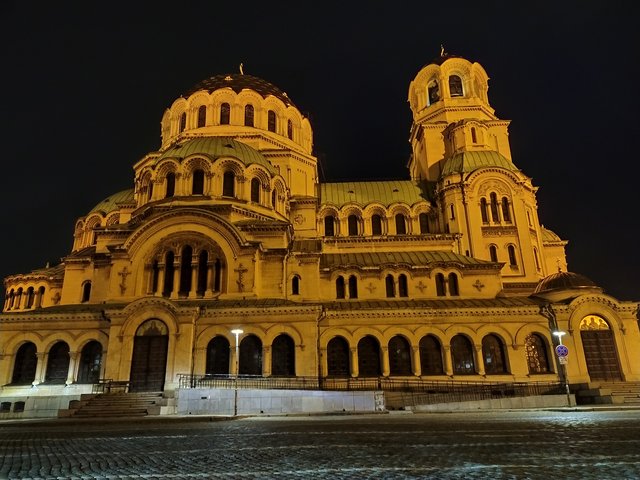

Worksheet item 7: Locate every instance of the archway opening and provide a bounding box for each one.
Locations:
[130,319,169,392]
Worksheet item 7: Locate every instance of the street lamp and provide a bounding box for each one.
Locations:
[231,328,243,416]
[553,330,572,407]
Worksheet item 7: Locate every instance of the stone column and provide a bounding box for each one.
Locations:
[171,262,180,299]
[475,345,486,376]
[381,346,390,377]
[204,263,213,298]
[145,266,154,295]
[350,347,359,377]
[66,351,79,385]
[156,264,165,297]
[411,346,422,376]
[263,346,271,377]
[443,346,453,376]
[189,260,198,298]
[33,352,47,386]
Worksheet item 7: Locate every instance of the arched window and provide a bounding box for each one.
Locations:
[395,214,407,234]
[250,178,260,203]
[267,110,276,132]
[385,274,395,298]
[206,336,230,375]
[451,335,475,374]
[192,169,204,195]
[508,245,518,266]
[525,333,550,374]
[357,336,381,377]
[336,276,345,299]
[327,336,350,377]
[371,214,383,235]
[427,79,440,105]
[222,171,235,197]
[239,334,262,376]
[271,190,277,208]
[480,198,489,223]
[490,193,500,223]
[25,287,34,308]
[291,275,300,295]
[324,215,335,236]
[449,75,463,97]
[244,104,254,127]
[448,273,459,296]
[197,105,206,128]
[287,119,293,140]
[271,334,295,376]
[533,247,541,270]
[35,286,45,308]
[398,274,408,297]
[45,341,70,384]
[348,215,359,236]
[482,334,507,374]
[179,245,193,296]
[489,245,498,263]
[179,112,186,132]
[197,251,208,296]
[419,213,429,234]
[419,335,444,375]
[81,281,91,303]
[389,336,412,376]
[435,273,446,297]
[348,275,358,299]
[147,181,153,200]
[220,103,230,125]
[449,204,455,220]
[501,197,511,223]
[163,251,174,297]
[77,341,102,383]
[12,342,37,385]
[471,127,477,143]
[165,172,175,198]
[7,289,15,309]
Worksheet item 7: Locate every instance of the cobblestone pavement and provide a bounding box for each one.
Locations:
[1,410,640,479]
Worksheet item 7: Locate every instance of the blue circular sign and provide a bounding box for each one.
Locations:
[555,345,569,357]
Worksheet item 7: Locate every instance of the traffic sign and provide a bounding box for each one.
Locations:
[558,356,568,365]
[555,345,569,357]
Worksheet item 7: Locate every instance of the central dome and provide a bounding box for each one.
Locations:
[184,74,295,108]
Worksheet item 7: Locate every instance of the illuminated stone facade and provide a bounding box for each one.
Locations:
[2,55,639,417]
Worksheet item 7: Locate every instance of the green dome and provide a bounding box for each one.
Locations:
[88,189,135,215]
[156,137,277,175]
[440,150,518,178]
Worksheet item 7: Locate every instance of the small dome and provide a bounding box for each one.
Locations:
[184,74,295,108]
[533,271,600,295]
[541,227,563,243]
[88,189,135,215]
[440,150,518,178]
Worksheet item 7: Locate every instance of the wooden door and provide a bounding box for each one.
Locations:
[130,335,168,392]
[581,330,622,381]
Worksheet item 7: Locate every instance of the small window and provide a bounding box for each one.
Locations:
[398,274,408,298]
[165,172,175,198]
[371,214,383,235]
[0,402,10,412]
[324,216,335,236]
[501,197,511,223]
[291,275,300,295]
[81,281,92,303]
[192,169,204,195]
[419,213,429,234]
[448,273,459,296]
[449,204,455,220]
[267,110,277,132]
[427,79,440,105]
[244,104,254,127]
[348,275,358,299]
[222,171,234,197]
[534,247,541,271]
[13,401,25,413]
[336,276,345,299]
[179,112,186,133]
[490,193,500,223]
[471,127,477,143]
[220,103,230,125]
[508,245,518,267]
[435,273,446,297]
[395,214,407,235]
[197,105,206,128]
[449,75,463,97]
[385,275,395,298]
[489,245,498,263]
[287,119,293,140]
[480,198,489,224]
[527,211,533,226]
[348,215,359,236]
[250,178,260,203]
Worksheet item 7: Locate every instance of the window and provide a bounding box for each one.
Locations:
[25,287,34,308]
[385,274,395,298]
[395,214,406,234]
[533,247,541,271]
[490,193,500,222]
[244,104,254,127]
[267,110,276,132]
[348,215,359,236]
[45,341,70,384]
[448,273,459,296]
[272,334,295,376]
[222,171,234,197]
[419,335,444,375]
[287,119,293,139]
[147,181,153,200]
[371,214,383,235]
[192,169,204,195]
[197,251,208,296]
[427,79,440,105]
[163,251,174,297]
[471,126,477,143]
[348,275,358,299]
[525,333,550,374]
[482,334,507,374]
[336,276,345,299]
[179,245,192,296]
[206,337,230,375]
[197,105,206,128]
[449,75,463,97]
[449,204,455,220]
[179,112,186,133]
[77,341,102,383]
[419,213,429,234]
[398,274,408,297]
[220,103,230,124]
[291,275,300,295]
[508,245,518,267]
[451,335,475,374]
[388,336,412,375]
[324,215,335,236]
[239,335,262,376]
[250,178,260,203]
[435,273,446,297]
[165,172,175,198]
[327,337,350,377]
[357,336,381,376]
[501,197,511,223]
[81,281,91,303]
[480,198,489,223]
[12,342,37,385]
[489,245,498,263]
[527,210,533,226]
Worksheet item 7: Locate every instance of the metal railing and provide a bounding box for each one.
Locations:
[92,379,130,394]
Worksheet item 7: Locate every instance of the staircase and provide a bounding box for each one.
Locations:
[59,392,171,418]
[574,381,640,405]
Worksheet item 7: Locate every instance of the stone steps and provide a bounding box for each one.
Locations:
[59,392,166,418]
[575,382,640,405]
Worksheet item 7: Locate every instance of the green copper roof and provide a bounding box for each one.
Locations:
[157,137,277,174]
[320,180,426,208]
[88,189,135,215]
[320,251,495,270]
[440,150,518,178]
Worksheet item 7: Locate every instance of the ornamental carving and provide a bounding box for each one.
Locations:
[477,180,510,197]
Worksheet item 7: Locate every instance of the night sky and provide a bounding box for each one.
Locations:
[2,2,639,302]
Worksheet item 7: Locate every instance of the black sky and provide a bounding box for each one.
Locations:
[1,1,639,301]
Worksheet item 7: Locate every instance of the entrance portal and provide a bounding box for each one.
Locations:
[579,315,622,381]
[130,319,169,392]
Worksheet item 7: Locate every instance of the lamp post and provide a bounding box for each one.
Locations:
[553,330,572,407]
[231,328,243,416]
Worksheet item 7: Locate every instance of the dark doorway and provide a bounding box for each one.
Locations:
[12,342,37,385]
[77,341,103,383]
[388,336,412,375]
[130,319,169,392]
[327,336,350,377]
[239,335,262,376]
[357,336,381,377]
[205,336,230,375]
[45,342,70,384]
[271,334,295,376]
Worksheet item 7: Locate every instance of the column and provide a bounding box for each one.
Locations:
[443,346,453,376]
[33,353,47,386]
[381,346,390,377]
[411,346,422,376]
[204,263,213,298]
[171,262,180,299]
[145,266,154,295]
[66,351,79,385]
[475,345,486,376]
[230,347,237,376]
[189,260,198,298]
[262,346,271,377]
[156,263,165,297]
[350,347,359,377]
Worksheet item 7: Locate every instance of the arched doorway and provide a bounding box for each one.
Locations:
[357,336,381,377]
[451,335,475,375]
[271,334,295,376]
[419,335,443,375]
[327,336,350,377]
[388,336,412,375]
[77,341,103,383]
[12,342,37,385]
[130,319,169,392]
[239,335,262,376]
[580,315,622,381]
[45,341,70,384]
[205,336,230,376]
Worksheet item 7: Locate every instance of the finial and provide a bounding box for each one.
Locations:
[440,44,446,56]
[239,63,244,75]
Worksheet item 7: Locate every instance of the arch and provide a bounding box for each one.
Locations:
[327,336,350,377]
[239,334,262,375]
[81,281,92,303]
[388,335,412,376]
[11,342,37,385]
[579,314,622,381]
[206,336,230,375]
[271,334,295,376]
[482,334,507,374]
[357,336,381,377]
[451,334,475,374]
[45,341,70,384]
[525,333,551,374]
[77,340,103,383]
[419,335,444,375]
[130,319,169,392]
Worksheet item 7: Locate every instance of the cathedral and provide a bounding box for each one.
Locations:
[2,53,639,417]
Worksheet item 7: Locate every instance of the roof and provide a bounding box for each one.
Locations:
[440,150,518,178]
[184,74,296,108]
[541,227,563,243]
[533,271,600,295]
[157,137,277,174]
[320,251,495,270]
[320,180,427,208]
[88,189,135,215]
